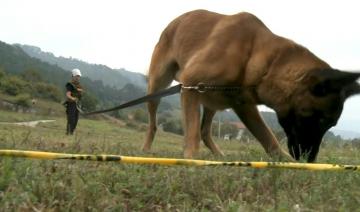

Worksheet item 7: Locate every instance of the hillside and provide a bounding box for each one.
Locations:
[332,128,360,140]
[0,41,153,110]
[18,44,147,89]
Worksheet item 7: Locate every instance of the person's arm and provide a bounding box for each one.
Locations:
[66,91,77,102]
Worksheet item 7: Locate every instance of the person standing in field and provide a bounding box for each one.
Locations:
[65,68,83,135]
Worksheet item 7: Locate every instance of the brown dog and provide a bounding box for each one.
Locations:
[143,10,360,162]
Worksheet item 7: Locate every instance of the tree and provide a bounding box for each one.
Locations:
[21,68,43,83]
[221,122,239,138]
[1,75,27,96]
[0,67,5,80]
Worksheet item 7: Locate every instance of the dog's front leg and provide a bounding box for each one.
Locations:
[181,90,201,158]
[233,104,293,161]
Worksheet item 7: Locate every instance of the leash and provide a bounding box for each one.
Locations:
[81,84,182,115]
[0,149,359,171]
[80,83,245,116]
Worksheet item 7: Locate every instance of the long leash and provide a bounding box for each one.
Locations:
[81,84,182,116]
[0,149,359,171]
[79,83,247,116]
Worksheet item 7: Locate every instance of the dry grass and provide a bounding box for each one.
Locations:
[1,110,360,211]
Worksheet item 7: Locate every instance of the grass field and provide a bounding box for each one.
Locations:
[1,110,360,211]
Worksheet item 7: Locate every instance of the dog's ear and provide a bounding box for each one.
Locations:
[309,69,360,97]
[344,82,360,98]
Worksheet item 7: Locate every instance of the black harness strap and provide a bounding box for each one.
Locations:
[182,83,245,93]
[81,84,182,116]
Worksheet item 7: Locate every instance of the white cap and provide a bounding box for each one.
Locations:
[72,68,82,77]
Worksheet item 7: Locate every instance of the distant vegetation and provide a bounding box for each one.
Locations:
[0,68,61,105]
[0,41,176,113]
[0,41,116,107]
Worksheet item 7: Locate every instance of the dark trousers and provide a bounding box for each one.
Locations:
[66,101,79,135]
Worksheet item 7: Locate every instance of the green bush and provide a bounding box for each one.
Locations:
[221,122,239,137]
[112,110,128,120]
[1,75,27,96]
[33,82,62,102]
[81,92,99,112]
[20,68,43,82]
[0,67,5,80]
[14,93,31,107]
[133,109,148,123]
[162,119,183,135]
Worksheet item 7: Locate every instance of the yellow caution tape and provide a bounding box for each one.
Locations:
[0,149,359,171]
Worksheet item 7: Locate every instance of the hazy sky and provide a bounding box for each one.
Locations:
[1,0,359,132]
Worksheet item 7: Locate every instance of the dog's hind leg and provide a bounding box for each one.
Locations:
[201,107,224,156]
[143,97,160,152]
[143,46,178,152]
[233,104,293,161]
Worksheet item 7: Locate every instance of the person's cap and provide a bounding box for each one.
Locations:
[72,68,82,77]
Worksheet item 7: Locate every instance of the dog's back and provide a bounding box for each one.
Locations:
[152,10,328,90]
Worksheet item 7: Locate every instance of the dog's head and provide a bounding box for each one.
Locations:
[277,69,360,162]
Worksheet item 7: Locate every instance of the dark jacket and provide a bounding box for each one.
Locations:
[66,81,82,100]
